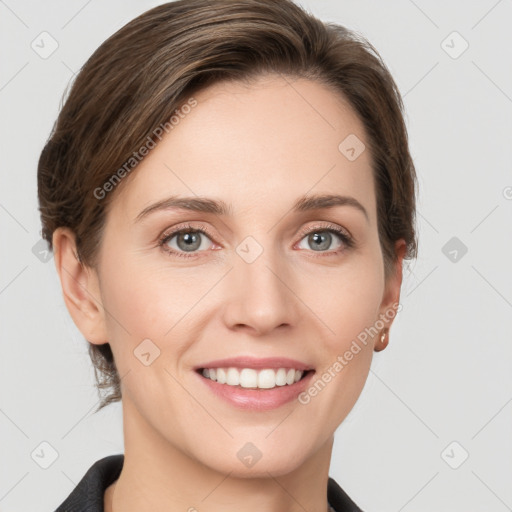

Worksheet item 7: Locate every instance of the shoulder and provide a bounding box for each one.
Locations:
[327,476,365,512]
[54,454,124,512]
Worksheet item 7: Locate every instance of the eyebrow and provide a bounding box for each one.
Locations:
[135,193,369,223]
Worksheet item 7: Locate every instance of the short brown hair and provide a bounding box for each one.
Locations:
[37,0,418,411]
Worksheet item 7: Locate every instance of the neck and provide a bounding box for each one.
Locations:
[106,398,335,512]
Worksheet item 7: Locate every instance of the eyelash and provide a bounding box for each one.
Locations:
[157,222,355,259]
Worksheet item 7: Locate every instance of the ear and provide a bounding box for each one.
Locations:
[374,239,407,352]
[52,227,108,346]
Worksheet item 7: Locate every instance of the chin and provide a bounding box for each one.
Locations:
[207,454,309,479]
[192,434,318,478]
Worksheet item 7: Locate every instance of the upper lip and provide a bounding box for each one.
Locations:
[195,356,314,371]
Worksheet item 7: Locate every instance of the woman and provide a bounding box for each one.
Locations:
[38,0,417,510]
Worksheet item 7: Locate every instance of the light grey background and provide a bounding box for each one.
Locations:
[1,1,511,511]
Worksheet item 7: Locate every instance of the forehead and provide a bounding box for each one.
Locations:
[111,74,376,223]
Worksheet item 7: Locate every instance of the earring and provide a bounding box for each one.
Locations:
[375,328,388,352]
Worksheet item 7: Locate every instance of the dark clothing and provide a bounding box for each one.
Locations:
[55,454,363,511]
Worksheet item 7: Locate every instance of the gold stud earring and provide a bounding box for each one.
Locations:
[375,328,389,352]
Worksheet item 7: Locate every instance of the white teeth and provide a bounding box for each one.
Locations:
[226,367,240,386]
[201,367,306,389]
[258,369,276,389]
[275,368,287,386]
[240,368,258,388]
[216,368,226,384]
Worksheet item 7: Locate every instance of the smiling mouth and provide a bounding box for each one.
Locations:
[196,367,314,390]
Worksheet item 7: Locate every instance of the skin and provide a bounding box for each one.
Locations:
[53,74,406,512]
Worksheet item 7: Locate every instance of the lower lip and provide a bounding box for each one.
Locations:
[196,370,315,411]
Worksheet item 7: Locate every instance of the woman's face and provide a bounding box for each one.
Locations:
[86,74,404,476]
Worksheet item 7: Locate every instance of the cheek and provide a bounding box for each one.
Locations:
[99,247,188,329]
[297,265,382,432]
[97,255,211,370]
[95,259,194,414]
[308,252,384,349]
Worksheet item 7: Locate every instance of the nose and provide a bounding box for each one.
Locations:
[221,246,301,336]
